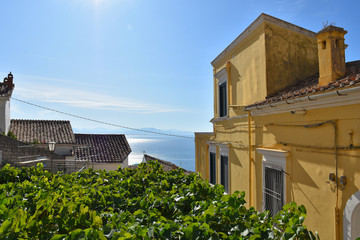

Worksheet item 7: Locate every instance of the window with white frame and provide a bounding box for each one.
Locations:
[215,68,228,118]
[209,145,216,185]
[257,148,288,216]
[219,145,229,193]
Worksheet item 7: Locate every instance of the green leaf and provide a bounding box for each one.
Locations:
[249,234,261,240]
[50,234,67,240]
[0,219,12,234]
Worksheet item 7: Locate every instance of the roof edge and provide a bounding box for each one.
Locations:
[11,119,71,122]
[211,13,316,67]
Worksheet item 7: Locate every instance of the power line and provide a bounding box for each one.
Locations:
[12,97,195,140]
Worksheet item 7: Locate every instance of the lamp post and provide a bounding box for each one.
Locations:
[48,142,56,172]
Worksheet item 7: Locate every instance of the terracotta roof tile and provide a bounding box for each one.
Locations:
[128,154,193,174]
[74,134,131,163]
[10,119,75,144]
[247,61,360,108]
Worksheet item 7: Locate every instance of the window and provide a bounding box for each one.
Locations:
[215,68,228,118]
[209,151,216,185]
[209,144,216,185]
[322,40,326,49]
[263,166,284,216]
[220,155,229,192]
[257,148,288,216]
[219,82,227,117]
[219,145,229,193]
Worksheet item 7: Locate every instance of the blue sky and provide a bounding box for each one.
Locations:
[1,0,359,133]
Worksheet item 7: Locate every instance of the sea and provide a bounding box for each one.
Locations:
[126,134,195,172]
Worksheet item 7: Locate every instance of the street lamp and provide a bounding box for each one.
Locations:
[48,142,56,172]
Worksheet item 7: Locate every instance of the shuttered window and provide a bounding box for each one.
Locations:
[219,82,227,117]
[209,152,216,185]
[220,155,229,193]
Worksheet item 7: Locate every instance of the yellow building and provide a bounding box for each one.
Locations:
[195,13,360,240]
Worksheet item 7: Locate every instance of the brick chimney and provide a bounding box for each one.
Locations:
[316,26,347,86]
[3,72,14,90]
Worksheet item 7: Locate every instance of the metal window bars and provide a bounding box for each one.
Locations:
[263,166,284,216]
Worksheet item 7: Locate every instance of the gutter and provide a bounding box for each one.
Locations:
[244,85,360,111]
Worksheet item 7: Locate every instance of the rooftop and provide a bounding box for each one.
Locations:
[246,61,360,108]
[74,134,131,163]
[128,154,193,174]
[10,119,75,144]
[212,13,316,67]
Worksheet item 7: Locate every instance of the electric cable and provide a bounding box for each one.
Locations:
[12,97,195,140]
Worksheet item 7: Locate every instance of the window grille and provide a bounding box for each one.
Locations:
[263,166,284,216]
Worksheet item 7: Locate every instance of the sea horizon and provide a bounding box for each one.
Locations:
[127,134,195,172]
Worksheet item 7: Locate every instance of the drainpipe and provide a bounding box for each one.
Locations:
[248,111,253,207]
[331,120,340,240]
[245,85,360,112]
[226,61,231,116]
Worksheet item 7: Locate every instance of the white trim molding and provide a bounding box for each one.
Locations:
[214,67,227,80]
[257,148,289,170]
[257,148,289,213]
[246,85,360,117]
[343,190,360,240]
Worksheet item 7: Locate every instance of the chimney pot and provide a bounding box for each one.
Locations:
[4,72,14,90]
[316,26,347,86]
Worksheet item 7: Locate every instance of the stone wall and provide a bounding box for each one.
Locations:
[0,134,65,166]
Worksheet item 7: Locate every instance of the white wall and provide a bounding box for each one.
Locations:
[0,98,10,134]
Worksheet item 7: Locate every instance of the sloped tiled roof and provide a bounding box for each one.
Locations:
[74,134,131,163]
[10,119,75,144]
[128,154,193,174]
[246,61,360,108]
[144,154,180,172]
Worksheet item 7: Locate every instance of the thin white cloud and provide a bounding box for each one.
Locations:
[14,82,181,114]
[13,73,104,88]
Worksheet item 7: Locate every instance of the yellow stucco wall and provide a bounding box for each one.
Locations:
[212,22,267,118]
[251,103,360,240]
[195,133,213,179]
[264,22,319,96]
[197,103,360,239]
[196,13,359,239]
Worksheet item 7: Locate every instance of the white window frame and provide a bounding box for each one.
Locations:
[343,190,360,240]
[208,144,216,185]
[257,148,288,215]
[219,144,229,193]
[215,68,228,118]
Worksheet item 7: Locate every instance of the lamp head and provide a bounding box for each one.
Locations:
[48,142,56,152]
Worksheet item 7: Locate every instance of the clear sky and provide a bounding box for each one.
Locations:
[1,0,359,134]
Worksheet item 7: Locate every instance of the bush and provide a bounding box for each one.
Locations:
[0,162,319,239]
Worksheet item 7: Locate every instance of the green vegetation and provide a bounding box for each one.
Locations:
[0,162,319,239]
[2,131,17,140]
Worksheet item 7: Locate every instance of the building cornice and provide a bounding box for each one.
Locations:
[211,13,316,67]
[246,86,360,116]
